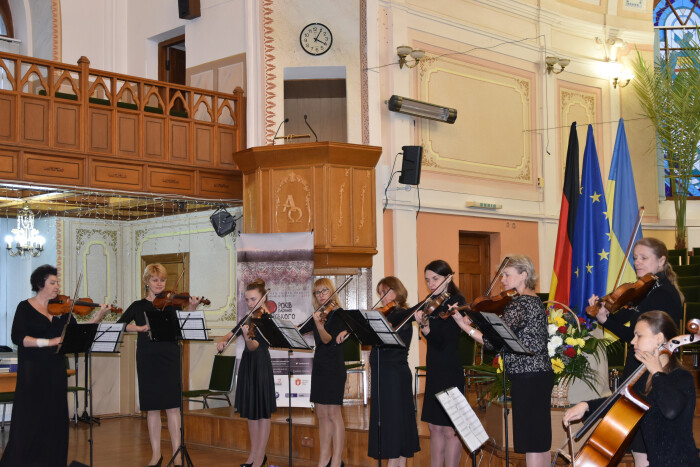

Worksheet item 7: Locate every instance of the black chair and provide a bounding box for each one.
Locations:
[65,356,85,424]
[606,343,626,391]
[0,392,13,431]
[183,355,236,408]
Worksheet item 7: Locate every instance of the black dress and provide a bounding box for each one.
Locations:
[234,322,277,420]
[585,367,700,466]
[420,294,467,426]
[483,295,554,453]
[310,308,347,405]
[117,299,181,411]
[368,307,420,459]
[600,272,682,453]
[0,300,73,467]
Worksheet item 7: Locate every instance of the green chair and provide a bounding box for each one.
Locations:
[606,342,626,391]
[694,247,700,258]
[0,392,13,431]
[343,334,367,406]
[536,292,550,302]
[680,285,700,302]
[183,355,236,408]
[690,255,700,265]
[669,248,688,266]
[413,364,426,412]
[673,264,700,277]
[677,276,700,288]
[683,302,700,368]
[66,355,85,424]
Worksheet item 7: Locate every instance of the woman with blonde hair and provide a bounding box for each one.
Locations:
[310,277,348,467]
[117,263,203,467]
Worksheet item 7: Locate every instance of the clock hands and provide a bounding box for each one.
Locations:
[314,38,328,46]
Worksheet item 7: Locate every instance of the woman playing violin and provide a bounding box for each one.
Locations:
[564,311,699,467]
[0,265,110,467]
[310,278,348,467]
[414,260,466,467]
[588,238,682,465]
[117,263,203,467]
[452,255,553,467]
[216,279,275,467]
[367,276,420,466]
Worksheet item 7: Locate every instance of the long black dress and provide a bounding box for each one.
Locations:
[600,271,682,453]
[585,367,700,466]
[420,294,467,426]
[117,299,181,411]
[310,308,347,405]
[234,324,277,420]
[0,300,74,467]
[368,307,420,460]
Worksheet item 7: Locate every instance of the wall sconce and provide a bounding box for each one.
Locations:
[397,45,425,69]
[608,60,633,88]
[545,56,570,74]
[612,76,632,88]
[388,95,457,123]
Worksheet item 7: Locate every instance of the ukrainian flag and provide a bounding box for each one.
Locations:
[605,119,642,291]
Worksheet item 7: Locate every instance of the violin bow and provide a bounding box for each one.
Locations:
[371,287,393,310]
[485,257,511,296]
[218,289,270,354]
[69,272,83,316]
[613,207,645,291]
[394,273,454,332]
[298,276,355,331]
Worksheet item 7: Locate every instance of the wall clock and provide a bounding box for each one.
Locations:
[300,23,333,56]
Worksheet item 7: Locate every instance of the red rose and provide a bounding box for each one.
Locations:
[564,347,576,358]
[558,326,568,334]
[492,356,500,366]
[578,317,586,323]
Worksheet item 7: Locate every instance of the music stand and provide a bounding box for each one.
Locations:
[436,386,489,454]
[468,311,532,466]
[145,308,210,467]
[250,314,312,467]
[336,309,405,467]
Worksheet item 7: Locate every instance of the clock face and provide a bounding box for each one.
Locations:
[300,23,333,56]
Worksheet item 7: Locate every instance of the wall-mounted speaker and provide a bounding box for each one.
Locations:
[178,0,201,19]
[210,208,237,237]
[398,145,423,185]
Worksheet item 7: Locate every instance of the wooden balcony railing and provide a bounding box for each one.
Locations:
[0,53,245,200]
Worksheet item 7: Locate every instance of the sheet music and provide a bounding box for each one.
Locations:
[360,310,405,347]
[177,311,209,341]
[436,387,489,453]
[481,312,533,355]
[91,323,125,353]
[271,317,312,350]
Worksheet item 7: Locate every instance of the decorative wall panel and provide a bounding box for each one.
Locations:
[558,84,602,186]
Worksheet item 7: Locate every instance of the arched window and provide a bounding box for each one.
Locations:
[654,0,700,197]
[0,0,13,37]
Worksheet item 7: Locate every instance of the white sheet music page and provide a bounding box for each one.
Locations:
[360,310,404,346]
[177,311,208,341]
[91,323,124,353]
[436,387,489,452]
[271,317,310,349]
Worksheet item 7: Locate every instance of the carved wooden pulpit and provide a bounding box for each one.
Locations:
[232,142,382,270]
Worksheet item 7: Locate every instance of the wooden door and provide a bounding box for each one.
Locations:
[458,233,490,302]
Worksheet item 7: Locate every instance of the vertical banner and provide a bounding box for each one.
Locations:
[236,232,315,407]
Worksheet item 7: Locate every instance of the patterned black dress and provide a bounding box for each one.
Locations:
[482,294,553,453]
[421,294,467,426]
[310,309,347,405]
[368,307,420,459]
[0,301,74,467]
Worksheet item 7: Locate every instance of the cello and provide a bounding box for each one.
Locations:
[564,318,700,467]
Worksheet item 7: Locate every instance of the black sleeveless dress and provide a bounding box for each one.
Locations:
[310,308,347,405]
[234,326,277,420]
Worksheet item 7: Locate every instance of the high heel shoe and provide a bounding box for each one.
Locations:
[262,454,268,467]
[147,456,162,467]
[325,459,332,467]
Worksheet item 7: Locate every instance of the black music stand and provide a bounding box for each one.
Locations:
[468,311,532,466]
[145,308,210,467]
[250,313,313,467]
[336,309,405,467]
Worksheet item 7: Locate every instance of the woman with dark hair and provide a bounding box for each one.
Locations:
[310,277,348,467]
[587,237,683,465]
[564,311,699,466]
[117,263,203,467]
[367,276,420,466]
[414,260,466,467]
[452,255,553,467]
[0,265,110,467]
[217,278,276,467]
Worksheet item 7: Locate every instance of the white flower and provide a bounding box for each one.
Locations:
[548,324,558,336]
[547,342,557,357]
[550,335,563,348]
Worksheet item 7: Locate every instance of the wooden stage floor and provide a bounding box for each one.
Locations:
[1,391,699,466]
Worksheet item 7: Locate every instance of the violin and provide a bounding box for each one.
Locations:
[424,290,452,320]
[375,300,397,317]
[585,273,656,317]
[566,318,700,466]
[393,273,454,332]
[152,291,211,310]
[452,257,518,317]
[218,289,270,354]
[246,306,270,339]
[48,295,122,316]
[317,301,337,324]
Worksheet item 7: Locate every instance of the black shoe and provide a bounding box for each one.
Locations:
[262,455,268,467]
[147,456,162,467]
[240,464,252,467]
[325,459,332,467]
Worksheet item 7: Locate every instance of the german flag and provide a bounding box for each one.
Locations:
[549,122,580,305]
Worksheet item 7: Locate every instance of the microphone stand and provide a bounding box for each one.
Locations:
[272,118,289,145]
[304,114,318,142]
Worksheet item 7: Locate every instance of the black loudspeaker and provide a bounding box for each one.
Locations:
[398,145,423,185]
[178,0,201,19]
[210,207,237,237]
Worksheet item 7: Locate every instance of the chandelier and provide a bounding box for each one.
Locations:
[4,205,45,257]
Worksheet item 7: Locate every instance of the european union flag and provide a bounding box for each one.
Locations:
[570,125,611,317]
